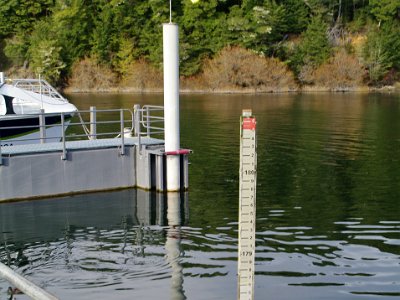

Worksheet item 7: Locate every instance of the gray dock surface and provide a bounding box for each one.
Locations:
[1,137,164,155]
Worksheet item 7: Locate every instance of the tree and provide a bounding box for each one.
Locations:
[362,20,400,83]
[290,17,331,78]
[90,5,118,64]
[3,34,30,66]
[51,0,94,68]
[369,0,400,24]
[0,0,53,37]
[227,2,276,55]
[180,0,229,75]
[279,0,310,33]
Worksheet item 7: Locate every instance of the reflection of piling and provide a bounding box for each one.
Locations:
[165,193,186,300]
[163,23,181,192]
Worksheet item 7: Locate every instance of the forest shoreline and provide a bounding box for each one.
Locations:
[64,85,399,95]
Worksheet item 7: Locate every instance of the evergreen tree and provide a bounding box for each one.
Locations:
[27,20,66,83]
[227,0,289,55]
[90,4,118,64]
[51,0,94,68]
[290,17,331,76]
[370,0,400,24]
[180,0,229,75]
[0,0,53,37]
[279,0,310,33]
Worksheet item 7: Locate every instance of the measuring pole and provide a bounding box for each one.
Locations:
[238,109,257,300]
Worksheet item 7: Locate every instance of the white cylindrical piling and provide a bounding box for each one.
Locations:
[163,23,180,191]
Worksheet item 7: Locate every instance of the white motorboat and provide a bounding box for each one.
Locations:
[0,72,77,146]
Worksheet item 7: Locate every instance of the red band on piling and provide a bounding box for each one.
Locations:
[165,149,192,155]
[243,118,256,130]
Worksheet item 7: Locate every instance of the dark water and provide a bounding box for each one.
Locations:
[1,93,399,299]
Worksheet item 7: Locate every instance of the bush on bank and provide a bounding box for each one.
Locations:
[65,46,299,93]
[65,46,373,93]
[303,49,366,91]
[68,57,117,92]
[201,46,297,92]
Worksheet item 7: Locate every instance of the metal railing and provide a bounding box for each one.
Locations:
[11,78,67,103]
[134,105,164,137]
[0,105,164,161]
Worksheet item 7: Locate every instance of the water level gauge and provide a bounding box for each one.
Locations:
[238,109,257,300]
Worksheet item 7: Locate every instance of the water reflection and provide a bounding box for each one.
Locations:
[166,193,186,300]
[1,93,400,299]
[0,189,189,299]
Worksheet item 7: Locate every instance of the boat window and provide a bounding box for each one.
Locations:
[12,98,41,114]
[0,95,6,115]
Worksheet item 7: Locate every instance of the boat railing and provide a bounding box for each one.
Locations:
[0,105,164,163]
[10,79,68,102]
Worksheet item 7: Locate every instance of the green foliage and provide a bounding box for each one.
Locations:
[26,21,66,83]
[51,0,94,67]
[362,21,400,83]
[31,41,66,84]
[369,0,400,23]
[227,3,274,54]
[113,38,137,77]
[131,0,170,68]
[90,6,117,64]
[290,17,331,77]
[180,0,229,75]
[3,34,29,66]
[0,0,53,36]
[0,0,397,87]
[279,0,309,33]
[227,0,309,56]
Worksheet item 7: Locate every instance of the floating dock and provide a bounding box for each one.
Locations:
[0,106,190,202]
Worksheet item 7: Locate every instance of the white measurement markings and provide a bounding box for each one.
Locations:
[238,111,257,300]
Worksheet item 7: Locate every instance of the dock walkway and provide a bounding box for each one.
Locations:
[1,137,163,155]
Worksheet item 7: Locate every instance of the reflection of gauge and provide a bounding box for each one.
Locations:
[238,110,257,300]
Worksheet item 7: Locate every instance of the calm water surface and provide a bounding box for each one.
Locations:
[1,93,399,299]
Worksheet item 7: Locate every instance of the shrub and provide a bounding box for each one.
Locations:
[201,46,297,92]
[120,59,162,91]
[310,49,365,91]
[68,57,117,92]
